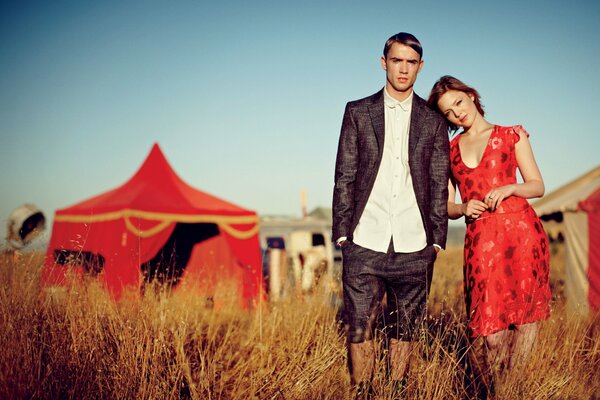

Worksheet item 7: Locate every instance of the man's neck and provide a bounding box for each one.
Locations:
[385,84,414,102]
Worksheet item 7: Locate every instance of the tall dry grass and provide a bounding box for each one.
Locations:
[0,245,598,399]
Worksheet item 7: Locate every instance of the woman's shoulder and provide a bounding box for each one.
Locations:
[495,124,528,135]
[494,125,530,148]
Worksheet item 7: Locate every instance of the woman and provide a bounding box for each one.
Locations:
[427,76,551,374]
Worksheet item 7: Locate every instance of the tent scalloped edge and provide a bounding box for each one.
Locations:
[55,209,259,240]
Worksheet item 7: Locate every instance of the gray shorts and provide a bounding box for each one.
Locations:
[341,241,436,343]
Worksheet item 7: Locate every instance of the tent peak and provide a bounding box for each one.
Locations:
[131,143,168,172]
[148,142,165,158]
[150,142,161,151]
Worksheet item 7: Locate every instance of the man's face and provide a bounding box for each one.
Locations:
[381,43,423,101]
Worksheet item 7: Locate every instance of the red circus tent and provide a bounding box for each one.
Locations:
[532,165,600,314]
[41,143,264,307]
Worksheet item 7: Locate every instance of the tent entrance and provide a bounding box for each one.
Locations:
[141,222,220,287]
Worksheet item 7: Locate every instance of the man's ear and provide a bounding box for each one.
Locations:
[418,59,424,73]
[380,56,387,71]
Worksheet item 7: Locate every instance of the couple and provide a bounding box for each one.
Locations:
[333,32,551,395]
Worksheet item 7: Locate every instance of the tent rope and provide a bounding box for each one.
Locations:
[55,209,259,239]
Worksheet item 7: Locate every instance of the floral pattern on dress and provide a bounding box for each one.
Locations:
[450,125,551,337]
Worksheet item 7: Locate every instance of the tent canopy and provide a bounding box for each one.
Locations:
[43,144,263,306]
[56,143,259,236]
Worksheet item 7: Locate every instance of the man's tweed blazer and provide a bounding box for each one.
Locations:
[333,89,450,248]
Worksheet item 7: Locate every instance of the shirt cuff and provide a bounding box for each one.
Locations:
[433,244,442,250]
[336,236,348,246]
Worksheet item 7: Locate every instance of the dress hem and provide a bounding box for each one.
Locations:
[468,309,551,338]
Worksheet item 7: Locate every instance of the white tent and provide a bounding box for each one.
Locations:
[532,166,600,313]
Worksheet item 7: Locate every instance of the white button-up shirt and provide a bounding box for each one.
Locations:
[352,88,427,253]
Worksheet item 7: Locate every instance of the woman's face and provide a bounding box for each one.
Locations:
[437,90,479,129]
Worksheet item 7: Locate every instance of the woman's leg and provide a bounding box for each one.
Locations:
[509,322,538,370]
[485,329,511,374]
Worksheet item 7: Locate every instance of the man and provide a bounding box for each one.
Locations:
[333,32,449,393]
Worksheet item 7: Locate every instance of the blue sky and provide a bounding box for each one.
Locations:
[1,0,599,240]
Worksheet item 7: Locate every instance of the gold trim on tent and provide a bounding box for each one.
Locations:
[123,217,172,238]
[55,209,259,240]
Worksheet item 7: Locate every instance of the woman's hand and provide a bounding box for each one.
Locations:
[462,199,489,220]
[484,185,516,211]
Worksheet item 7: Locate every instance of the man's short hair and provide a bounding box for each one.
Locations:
[383,32,423,59]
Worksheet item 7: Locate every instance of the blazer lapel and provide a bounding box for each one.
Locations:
[409,95,423,154]
[368,90,385,159]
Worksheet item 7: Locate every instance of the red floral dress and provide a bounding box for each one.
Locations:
[450,125,551,337]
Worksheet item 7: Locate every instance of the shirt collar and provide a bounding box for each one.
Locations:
[383,87,413,111]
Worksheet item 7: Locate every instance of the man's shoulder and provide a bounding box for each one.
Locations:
[346,89,383,108]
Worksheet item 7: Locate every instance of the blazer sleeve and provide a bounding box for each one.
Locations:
[332,103,359,240]
[429,117,450,248]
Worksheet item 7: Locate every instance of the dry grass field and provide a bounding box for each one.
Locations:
[1,244,599,399]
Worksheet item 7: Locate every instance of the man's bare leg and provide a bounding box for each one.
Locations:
[349,341,376,386]
[388,338,412,381]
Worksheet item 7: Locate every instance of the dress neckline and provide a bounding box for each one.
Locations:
[457,125,496,170]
